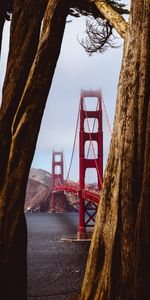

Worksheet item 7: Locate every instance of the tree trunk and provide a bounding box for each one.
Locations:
[94,0,128,38]
[80,1,150,299]
[0,1,68,299]
[0,0,48,186]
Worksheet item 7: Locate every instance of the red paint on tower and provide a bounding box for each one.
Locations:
[78,90,103,238]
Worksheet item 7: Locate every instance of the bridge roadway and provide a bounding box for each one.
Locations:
[27,212,90,300]
[52,185,100,204]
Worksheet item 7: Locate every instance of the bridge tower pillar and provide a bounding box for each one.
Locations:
[78,90,103,239]
[50,151,64,212]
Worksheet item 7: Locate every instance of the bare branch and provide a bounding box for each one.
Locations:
[90,0,129,38]
[78,17,118,54]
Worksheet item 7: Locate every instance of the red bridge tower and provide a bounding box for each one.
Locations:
[50,151,64,212]
[78,90,103,238]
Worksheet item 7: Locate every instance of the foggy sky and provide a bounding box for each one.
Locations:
[32,16,123,181]
[0,4,130,182]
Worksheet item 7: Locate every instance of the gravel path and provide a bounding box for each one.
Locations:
[26,213,90,300]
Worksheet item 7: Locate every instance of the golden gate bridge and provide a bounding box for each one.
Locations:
[50,89,111,239]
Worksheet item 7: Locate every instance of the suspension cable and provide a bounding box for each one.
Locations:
[65,102,80,183]
[101,95,112,136]
[56,174,63,186]
[63,155,68,180]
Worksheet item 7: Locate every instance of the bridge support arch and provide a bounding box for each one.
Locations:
[78,90,103,239]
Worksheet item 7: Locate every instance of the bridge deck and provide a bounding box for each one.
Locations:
[51,185,100,205]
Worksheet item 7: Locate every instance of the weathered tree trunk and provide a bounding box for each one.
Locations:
[94,0,128,38]
[0,0,68,299]
[80,1,150,299]
[0,0,48,186]
[1,0,149,299]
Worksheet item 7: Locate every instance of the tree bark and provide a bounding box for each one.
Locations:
[1,0,149,299]
[80,0,150,299]
[90,0,128,38]
[0,0,68,299]
[0,0,48,186]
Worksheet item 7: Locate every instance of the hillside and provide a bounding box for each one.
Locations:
[25,168,78,212]
[29,168,51,187]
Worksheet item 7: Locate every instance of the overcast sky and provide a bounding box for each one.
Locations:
[0,2,130,182]
[33,17,123,182]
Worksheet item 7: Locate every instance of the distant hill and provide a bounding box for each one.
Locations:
[25,178,51,212]
[25,168,78,212]
[29,168,51,187]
